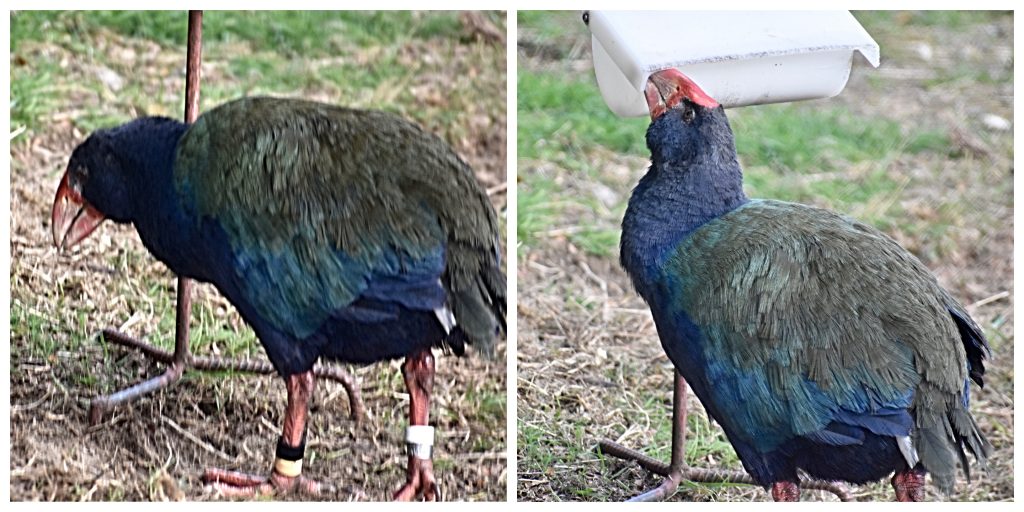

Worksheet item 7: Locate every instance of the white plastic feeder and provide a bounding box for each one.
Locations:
[588,11,880,116]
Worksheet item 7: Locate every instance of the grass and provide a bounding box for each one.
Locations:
[10,11,466,56]
[852,10,1009,31]
[518,70,649,162]
[516,10,582,47]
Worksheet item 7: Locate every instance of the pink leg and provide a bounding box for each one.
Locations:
[203,371,330,497]
[772,481,800,501]
[393,348,440,501]
[892,467,926,502]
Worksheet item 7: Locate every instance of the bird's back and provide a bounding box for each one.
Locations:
[172,97,504,369]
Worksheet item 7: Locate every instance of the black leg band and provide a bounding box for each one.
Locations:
[276,434,306,462]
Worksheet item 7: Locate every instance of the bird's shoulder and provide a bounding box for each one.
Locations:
[667,199,935,292]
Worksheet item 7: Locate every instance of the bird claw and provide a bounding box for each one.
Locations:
[202,468,333,498]
[393,456,440,501]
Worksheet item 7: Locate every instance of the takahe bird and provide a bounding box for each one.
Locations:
[619,68,990,501]
[51,96,506,500]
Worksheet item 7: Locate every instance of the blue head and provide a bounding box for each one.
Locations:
[644,69,736,167]
[52,117,188,250]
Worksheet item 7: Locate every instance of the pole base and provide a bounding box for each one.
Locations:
[90,328,364,425]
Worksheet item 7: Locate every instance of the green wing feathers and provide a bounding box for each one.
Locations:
[173,97,503,349]
[668,200,987,488]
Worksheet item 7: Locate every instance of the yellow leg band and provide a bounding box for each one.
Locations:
[274,457,303,478]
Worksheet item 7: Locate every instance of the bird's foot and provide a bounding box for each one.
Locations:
[393,456,439,501]
[771,481,801,501]
[202,468,332,498]
[891,467,926,502]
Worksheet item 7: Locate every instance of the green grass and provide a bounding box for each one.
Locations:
[10,272,261,394]
[518,422,563,470]
[518,70,649,162]
[731,104,947,174]
[465,386,508,425]
[632,393,739,468]
[853,10,1009,31]
[10,10,498,140]
[518,68,649,255]
[516,10,584,53]
[9,299,82,360]
[11,11,465,56]
[9,58,65,134]
[516,176,559,250]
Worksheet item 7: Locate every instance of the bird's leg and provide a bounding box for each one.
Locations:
[599,371,851,501]
[204,370,330,497]
[624,372,688,501]
[393,348,440,501]
[603,373,748,501]
[771,481,801,501]
[891,467,926,502]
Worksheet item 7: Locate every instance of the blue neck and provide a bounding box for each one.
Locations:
[620,114,748,294]
[113,120,220,281]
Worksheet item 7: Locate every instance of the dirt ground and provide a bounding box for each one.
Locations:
[517,12,1013,502]
[9,12,507,501]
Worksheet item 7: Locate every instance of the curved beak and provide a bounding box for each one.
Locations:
[644,68,720,120]
[52,170,105,251]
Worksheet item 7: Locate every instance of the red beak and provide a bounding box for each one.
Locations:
[52,171,105,251]
[645,68,719,120]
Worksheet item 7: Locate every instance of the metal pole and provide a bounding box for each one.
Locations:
[173,9,202,363]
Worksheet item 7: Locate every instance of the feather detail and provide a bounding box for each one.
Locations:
[434,304,456,334]
[897,435,920,468]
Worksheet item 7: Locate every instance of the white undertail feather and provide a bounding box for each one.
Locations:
[897,435,920,467]
[434,304,456,334]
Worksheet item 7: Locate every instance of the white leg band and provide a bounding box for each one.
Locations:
[406,425,435,460]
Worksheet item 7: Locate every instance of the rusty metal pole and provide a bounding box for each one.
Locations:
[598,371,852,502]
[174,9,202,361]
[89,11,363,425]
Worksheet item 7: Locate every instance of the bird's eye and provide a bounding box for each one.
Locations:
[682,106,695,123]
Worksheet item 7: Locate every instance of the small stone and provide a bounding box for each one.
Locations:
[913,42,933,61]
[94,65,124,92]
[982,114,1011,131]
[590,182,620,208]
